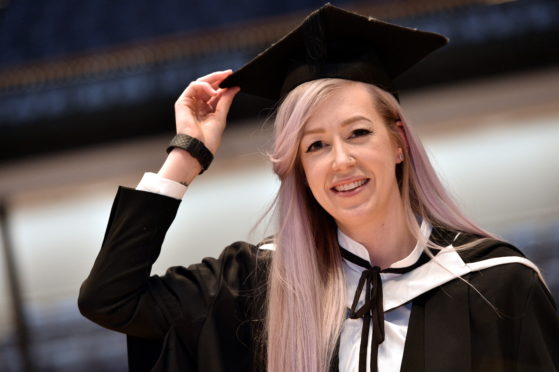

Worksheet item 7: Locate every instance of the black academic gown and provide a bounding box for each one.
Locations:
[78,187,559,372]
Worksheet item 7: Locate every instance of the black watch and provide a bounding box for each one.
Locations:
[166,134,214,174]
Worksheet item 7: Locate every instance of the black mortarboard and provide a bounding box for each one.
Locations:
[220,3,448,101]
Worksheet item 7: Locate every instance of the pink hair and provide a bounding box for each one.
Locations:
[366,83,496,242]
[265,78,495,372]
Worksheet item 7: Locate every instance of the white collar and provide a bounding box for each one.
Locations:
[339,224,543,311]
[261,224,543,310]
[337,220,432,270]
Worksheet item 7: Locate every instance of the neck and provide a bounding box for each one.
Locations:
[338,202,415,269]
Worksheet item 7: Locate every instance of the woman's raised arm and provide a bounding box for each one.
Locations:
[78,71,239,340]
[158,70,240,186]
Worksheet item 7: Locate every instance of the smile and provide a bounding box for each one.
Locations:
[332,178,369,192]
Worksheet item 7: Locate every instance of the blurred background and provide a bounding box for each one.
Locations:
[0,0,558,370]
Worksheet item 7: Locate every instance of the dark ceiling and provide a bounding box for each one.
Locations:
[0,0,558,163]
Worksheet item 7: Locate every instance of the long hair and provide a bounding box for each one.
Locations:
[265,78,494,372]
[364,83,497,247]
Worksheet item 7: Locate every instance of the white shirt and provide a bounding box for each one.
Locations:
[337,222,431,372]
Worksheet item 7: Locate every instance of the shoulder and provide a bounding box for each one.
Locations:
[452,237,557,310]
[454,234,525,263]
[437,233,557,306]
[213,240,272,280]
[453,235,537,288]
[163,240,272,291]
[429,227,525,262]
[466,260,558,322]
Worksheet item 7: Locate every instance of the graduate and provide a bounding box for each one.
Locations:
[78,4,559,372]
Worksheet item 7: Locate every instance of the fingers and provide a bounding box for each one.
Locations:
[213,86,240,122]
[178,68,234,104]
[196,70,233,88]
[178,81,217,104]
[174,71,239,127]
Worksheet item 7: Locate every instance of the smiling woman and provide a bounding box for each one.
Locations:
[78,4,558,372]
[297,81,409,268]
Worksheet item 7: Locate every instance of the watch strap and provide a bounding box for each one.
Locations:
[166,134,213,174]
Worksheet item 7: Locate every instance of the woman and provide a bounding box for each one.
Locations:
[79,4,558,372]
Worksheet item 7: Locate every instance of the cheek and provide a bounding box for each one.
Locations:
[301,159,327,197]
[301,161,316,188]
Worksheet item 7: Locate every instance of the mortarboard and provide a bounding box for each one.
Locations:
[220,3,448,101]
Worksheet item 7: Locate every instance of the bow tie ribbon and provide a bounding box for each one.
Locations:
[340,248,427,372]
[341,248,384,372]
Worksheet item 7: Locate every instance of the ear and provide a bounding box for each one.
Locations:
[395,120,407,143]
[395,147,404,164]
[394,120,407,164]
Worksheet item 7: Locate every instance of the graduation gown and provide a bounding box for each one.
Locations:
[78,187,559,371]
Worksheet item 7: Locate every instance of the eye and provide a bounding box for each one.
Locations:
[306,140,325,153]
[349,128,373,139]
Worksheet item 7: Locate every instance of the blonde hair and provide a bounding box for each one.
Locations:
[265,78,494,371]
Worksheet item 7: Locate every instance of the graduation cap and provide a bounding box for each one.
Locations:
[220,3,448,101]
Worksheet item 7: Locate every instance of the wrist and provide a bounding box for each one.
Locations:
[166,134,214,174]
[158,148,202,186]
[137,172,188,199]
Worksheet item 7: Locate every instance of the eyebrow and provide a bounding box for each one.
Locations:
[302,115,373,136]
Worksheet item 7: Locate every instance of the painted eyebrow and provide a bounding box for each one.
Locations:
[302,115,373,136]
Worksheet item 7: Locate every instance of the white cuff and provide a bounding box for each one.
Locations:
[136,172,187,200]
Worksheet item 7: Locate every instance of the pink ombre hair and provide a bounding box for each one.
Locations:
[265,78,494,372]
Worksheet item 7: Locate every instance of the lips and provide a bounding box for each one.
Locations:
[332,178,369,192]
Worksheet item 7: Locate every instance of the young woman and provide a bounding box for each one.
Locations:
[79,5,558,372]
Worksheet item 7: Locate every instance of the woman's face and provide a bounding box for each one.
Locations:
[298,82,403,230]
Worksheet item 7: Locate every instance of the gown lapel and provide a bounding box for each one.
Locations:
[399,294,426,372]
[400,272,472,372]
[334,276,474,372]
[424,272,472,372]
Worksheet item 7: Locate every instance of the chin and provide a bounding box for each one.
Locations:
[332,205,378,226]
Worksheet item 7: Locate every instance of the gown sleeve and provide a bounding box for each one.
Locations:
[77,186,262,344]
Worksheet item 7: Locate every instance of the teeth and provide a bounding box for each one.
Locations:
[334,179,367,192]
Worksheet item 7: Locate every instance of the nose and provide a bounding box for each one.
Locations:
[331,139,355,171]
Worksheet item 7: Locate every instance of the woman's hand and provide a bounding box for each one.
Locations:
[159,70,240,185]
[174,70,239,155]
